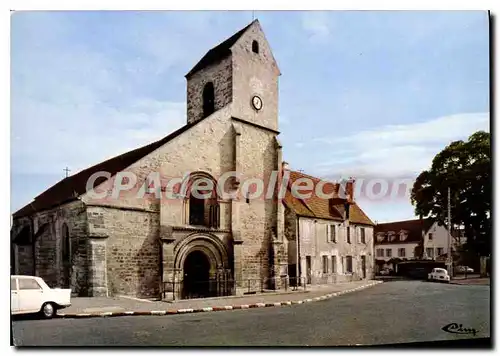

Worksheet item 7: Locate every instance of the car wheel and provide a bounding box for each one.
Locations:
[41,302,56,319]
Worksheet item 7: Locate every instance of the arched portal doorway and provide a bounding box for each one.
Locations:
[175,233,233,300]
[182,250,211,299]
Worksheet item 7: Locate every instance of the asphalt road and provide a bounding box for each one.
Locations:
[12,281,490,347]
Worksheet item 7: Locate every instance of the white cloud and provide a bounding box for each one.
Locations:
[312,112,490,178]
[301,12,332,42]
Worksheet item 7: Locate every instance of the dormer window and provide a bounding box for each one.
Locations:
[252,40,259,54]
[387,231,396,242]
[376,232,385,242]
[399,230,408,241]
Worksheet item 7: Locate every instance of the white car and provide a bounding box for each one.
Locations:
[11,275,71,318]
[427,268,451,283]
[456,266,474,273]
[379,268,391,276]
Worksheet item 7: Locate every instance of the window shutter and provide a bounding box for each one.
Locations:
[326,224,330,242]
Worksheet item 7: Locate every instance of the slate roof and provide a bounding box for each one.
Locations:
[185,21,255,78]
[283,170,374,226]
[374,218,434,245]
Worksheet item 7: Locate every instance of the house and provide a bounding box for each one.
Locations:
[283,170,375,285]
[373,218,463,272]
[10,20,376,299]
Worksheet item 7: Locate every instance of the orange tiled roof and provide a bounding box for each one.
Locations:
[283,170,374,226]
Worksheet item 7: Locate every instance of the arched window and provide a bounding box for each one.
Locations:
[252,40,259,54]
[61,223,71,264]
[187,173,220,228]
[202,82,215,118]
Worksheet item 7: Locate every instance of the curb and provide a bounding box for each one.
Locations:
[57,281,383,319]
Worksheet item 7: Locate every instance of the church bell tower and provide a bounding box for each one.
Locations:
[185,20,281,131]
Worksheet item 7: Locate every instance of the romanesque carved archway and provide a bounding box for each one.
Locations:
[174,233,232,299]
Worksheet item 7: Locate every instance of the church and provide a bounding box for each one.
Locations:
[11,20,374,299]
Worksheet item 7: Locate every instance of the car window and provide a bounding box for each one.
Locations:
[11,278,17,290]
[19,278,42,290]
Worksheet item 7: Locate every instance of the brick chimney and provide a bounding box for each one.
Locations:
[346,177,355,203]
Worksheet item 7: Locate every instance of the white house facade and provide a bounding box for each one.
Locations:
[374,218,466,272]
[284,170,375,285]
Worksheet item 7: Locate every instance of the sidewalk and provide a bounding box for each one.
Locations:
[58,279,382,319]
[450,277,490,286]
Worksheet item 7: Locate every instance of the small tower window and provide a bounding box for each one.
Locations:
[202,82,215,118]
[252,40,259,54]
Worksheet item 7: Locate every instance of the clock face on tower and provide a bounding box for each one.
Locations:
[252,95,263,111]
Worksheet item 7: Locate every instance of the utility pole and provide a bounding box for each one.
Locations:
[447,187,453,276]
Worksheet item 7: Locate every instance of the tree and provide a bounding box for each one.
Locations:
[411,131,491,256]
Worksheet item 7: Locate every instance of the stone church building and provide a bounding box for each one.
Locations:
[11,20,374,299]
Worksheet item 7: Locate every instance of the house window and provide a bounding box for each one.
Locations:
[426,248,434,259]
[398,248,406,257]
[346,256,353,273]
[252,40,259,54]
[437,247,444,256]
[360,227,366,243]
[428,233,433,240]
[347,226,351,243]
[329,224,336,242]
[331,256,337,273]
[202,82,215,118]
[376,249,384,257]
[322,256,329,274]
[386,249,392,258]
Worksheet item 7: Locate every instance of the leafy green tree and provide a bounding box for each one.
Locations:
[411,131,491,256]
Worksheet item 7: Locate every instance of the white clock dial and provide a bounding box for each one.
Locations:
[252,96,263,111]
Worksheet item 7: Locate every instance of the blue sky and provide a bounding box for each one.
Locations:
[11,11,489,222]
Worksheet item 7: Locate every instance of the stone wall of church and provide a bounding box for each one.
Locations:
[87,206,161,298]
[11,216,34,276]
[234,121,282,289]
[12,200,89,296]
[82,105,235,214]
[187,56,233,125]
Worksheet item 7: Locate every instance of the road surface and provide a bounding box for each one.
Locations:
[12,280,490,346]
